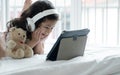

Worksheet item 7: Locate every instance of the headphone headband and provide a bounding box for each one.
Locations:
[26,9,59,31]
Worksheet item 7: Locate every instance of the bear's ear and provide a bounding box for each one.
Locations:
[9,27,16,32]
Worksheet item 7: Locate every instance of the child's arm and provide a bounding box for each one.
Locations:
[0,45,6,59]
[26,40,44,54]
[34,42,44,54]
[0,34,6,59]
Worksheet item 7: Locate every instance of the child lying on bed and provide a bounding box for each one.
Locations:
[0,0,59,58]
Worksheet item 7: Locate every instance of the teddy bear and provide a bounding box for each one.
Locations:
[6,27,33,59]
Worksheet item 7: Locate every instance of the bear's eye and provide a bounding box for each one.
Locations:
[18,33,20,35]
[23,35,25,37]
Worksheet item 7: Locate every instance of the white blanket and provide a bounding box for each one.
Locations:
[0,48,120,75]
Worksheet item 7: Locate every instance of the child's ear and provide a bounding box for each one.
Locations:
[9,27,16,32]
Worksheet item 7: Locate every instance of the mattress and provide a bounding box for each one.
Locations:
[0,47,120,75]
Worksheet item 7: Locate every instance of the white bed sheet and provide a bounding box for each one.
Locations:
[0,48,120,75]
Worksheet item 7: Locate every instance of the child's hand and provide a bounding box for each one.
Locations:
[26,28,45,48]
[31,28,42,44]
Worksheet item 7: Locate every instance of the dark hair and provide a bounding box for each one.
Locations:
[7,0,59,39]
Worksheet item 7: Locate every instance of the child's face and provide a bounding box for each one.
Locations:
[38,19,57,39]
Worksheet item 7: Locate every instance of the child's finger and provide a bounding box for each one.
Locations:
[39,31,42,40]
[35,29,42,39]
[34,28,40,35]
[32,29,39,39]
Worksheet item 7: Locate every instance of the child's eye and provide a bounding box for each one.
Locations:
[51,27,53,29]
[44,27,49,29]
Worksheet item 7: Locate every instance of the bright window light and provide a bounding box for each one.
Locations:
[0,0,120,53]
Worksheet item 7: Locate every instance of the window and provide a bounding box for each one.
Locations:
[0,0,25,32]
[0,0,2,31]
[9,0,24,19]
[82,0,120,47]
[0,0,120,53]
[0,0,8,32]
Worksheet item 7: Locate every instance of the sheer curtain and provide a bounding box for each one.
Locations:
[0,0,120,53]
[0,0,8,32]
[0,0,24,32]
[49,0,120,48]
[81,0,120,47]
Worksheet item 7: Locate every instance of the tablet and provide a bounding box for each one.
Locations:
[46,29,90,61]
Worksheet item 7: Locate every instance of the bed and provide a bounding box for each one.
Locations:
[0,47,120,75]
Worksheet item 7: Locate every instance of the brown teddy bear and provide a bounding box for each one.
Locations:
[6,27,33,59]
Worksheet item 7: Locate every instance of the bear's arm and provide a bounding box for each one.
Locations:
[6,40,16,49]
